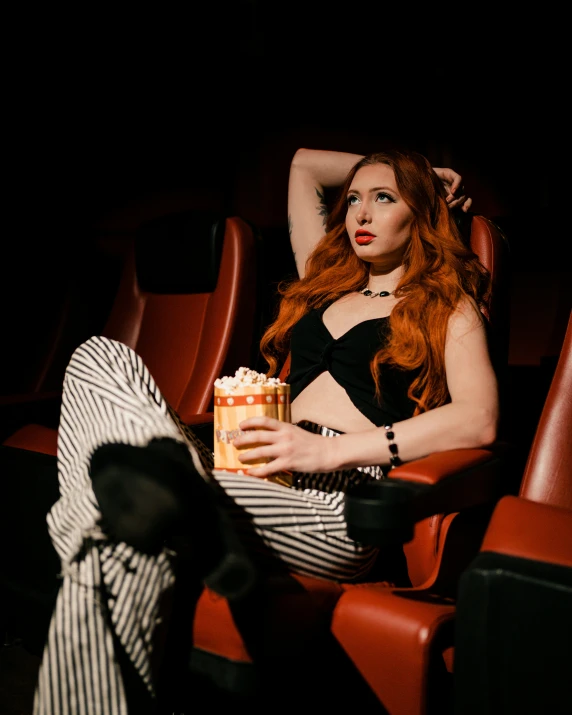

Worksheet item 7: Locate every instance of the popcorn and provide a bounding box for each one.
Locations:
[213,367,291,472]
[214,367,286,393]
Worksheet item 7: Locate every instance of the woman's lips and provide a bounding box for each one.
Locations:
[355,236,374,245]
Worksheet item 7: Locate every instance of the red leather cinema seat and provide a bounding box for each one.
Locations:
[331,316,572,715]
[0,209,262,664]
[451,311,572,715]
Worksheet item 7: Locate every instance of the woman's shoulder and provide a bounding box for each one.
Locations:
[448,296,486,337]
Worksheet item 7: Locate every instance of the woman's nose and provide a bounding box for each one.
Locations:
[356,205,371,224]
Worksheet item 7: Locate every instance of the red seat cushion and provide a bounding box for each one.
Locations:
[4,424,58,455]
[193,573,343,663]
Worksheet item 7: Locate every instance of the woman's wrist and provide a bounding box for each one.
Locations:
[329,429,389,470]
[383,423,402,470]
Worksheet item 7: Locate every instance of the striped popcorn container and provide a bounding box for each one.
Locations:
[214,383,291,471]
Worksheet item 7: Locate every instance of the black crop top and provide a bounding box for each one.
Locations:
[287,305,420,427]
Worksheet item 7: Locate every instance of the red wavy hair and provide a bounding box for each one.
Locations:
[260,149,492,415]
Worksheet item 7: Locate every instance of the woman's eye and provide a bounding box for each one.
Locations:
[347,195,359,206]
[375,192,394,203]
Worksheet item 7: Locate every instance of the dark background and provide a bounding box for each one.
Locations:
[0,10,567,712]
[3,4,567,407]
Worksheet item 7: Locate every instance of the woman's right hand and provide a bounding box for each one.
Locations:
[232,416,339,477]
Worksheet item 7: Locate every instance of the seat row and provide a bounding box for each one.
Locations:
[1,205,570,715]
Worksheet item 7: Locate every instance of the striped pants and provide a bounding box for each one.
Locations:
[34,336,382,714]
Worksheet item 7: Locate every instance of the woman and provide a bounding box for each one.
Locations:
[33,148,498,714]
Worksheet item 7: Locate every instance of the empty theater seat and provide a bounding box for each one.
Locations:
[451,311,572,715]
[0,209,262,661]
[2,210,261,455]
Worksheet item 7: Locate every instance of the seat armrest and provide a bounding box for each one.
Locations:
[0,391,62,442]
[388,445,509,485]
[345,444,513,546]
[481,495,572,568]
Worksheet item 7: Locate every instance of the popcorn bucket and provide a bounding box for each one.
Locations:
[214,383,291,472]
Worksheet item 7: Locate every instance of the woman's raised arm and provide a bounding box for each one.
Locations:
[287,148,363,278]
[287,149,472,279]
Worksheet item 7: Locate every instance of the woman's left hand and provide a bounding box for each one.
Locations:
[232,417,337,477]
[433,167,473,212]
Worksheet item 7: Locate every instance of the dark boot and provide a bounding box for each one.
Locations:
[90,437,257,601]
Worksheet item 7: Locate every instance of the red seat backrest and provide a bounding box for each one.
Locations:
[102,214,259,418]
[519,311,572,509]
[403,215,510,586]
[2,212,260,454]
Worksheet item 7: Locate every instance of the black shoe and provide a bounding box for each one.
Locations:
[89,438,256,600]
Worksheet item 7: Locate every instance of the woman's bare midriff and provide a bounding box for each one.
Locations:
[291,371,376,433]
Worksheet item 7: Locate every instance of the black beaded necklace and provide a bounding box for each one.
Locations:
[359,288,393,298]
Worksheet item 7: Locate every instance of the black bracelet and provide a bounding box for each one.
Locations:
[384,423,402,470]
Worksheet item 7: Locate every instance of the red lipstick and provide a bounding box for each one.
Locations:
[355,230,375,245]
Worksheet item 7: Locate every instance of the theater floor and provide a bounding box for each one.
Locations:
[0,641,40,715]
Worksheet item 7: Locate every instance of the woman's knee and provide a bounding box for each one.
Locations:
[66,336,134,377]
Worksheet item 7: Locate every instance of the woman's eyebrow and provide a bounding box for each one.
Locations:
[368,185,394,192]
[348,185,394,195]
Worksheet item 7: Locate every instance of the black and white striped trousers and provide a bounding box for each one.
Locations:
[34,336,383,714]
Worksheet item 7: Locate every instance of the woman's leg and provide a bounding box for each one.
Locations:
[33,336,225,715]
[90,437,256,598]
[34,336,379,714]
[210,470,380,582]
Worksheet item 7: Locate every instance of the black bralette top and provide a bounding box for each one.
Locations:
[287,304,420,426]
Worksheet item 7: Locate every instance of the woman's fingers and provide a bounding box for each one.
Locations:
[233,428,282,449]
[246,462,288,478]
[237,442,279,463]
[232,417,288,467]
[447,191,472,213]
[434,167,472,212]
[433,167,462,194]
[230,419,335,476]
[238,416,281,432]
[448,175,463,196]
[234,416,294,448]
